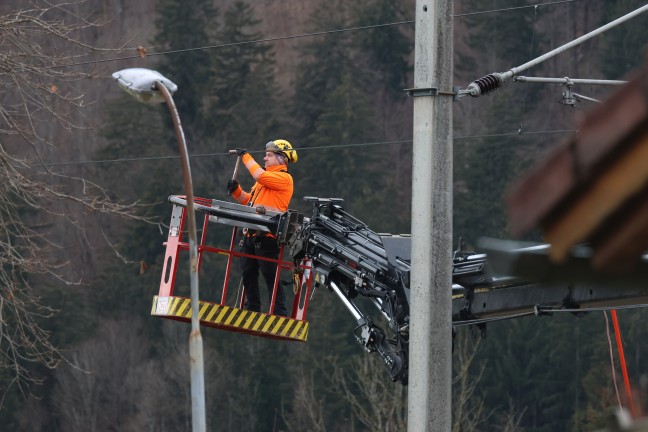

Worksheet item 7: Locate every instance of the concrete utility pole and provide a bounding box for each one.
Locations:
[407,0,453,431]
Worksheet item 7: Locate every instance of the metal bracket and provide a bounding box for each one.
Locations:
[404,86,461,100]
[404,87,438,97]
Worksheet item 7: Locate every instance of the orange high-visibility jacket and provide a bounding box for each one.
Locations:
[231,153,293,212]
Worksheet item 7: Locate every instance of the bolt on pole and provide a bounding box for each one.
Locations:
[408,1,454,431]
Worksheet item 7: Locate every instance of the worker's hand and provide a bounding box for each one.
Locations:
[226,179,239,195]
[229,148,248,156]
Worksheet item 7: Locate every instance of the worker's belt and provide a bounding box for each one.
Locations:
[241,227,274,239]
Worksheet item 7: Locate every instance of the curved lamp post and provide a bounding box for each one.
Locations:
[112,68,206,432]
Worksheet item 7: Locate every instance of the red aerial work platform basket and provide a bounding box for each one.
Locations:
[151,196,313,342]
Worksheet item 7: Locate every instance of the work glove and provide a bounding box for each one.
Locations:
[227,179,239,195]
[230,148,248,156]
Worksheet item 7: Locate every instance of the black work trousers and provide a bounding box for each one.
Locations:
[240,234,288,316]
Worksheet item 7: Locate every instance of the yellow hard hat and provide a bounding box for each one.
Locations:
[266,139,298,163]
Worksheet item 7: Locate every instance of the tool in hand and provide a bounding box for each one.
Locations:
[228,149,242,181]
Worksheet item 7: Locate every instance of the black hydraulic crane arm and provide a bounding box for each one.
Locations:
[176,195,648,386]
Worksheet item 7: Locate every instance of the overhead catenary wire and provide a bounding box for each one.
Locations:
[63,21,414,68]
[465,3,648,97]
[514,76,627,85]
[517,2,542,135]
[33,140,413,167]
[38,1,585,169]
[45,1,588,169]
[59,1,578,68]
[455,0,578,17]
[32,130,576,168]
[454,129,576,140]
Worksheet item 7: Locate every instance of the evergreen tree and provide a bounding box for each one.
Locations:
[153,0,218,125]
[208,1,280,145]
[197,0,285,202]
[454,97,537,247]
[151,0,224,199]
[350,0,412,95]
[291,0,355,139]
[291,1,406,229]
[454,134,517,246]
[300,74,395,227]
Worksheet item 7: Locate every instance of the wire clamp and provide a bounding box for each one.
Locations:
[534,304,553,316]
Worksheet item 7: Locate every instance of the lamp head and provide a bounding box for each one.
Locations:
[112,68,178,103]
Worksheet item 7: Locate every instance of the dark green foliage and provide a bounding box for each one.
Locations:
[97,96,178,264]
[0,371,21,430]
[208,1,281,143]
[244,340,293,431]
[599,0,648,79]
[461,0,542,70]
[473,314,598,431]
[300,75,377,205]
[454,99,532,247]
[350,0,412,94]
[291,0,356,139]
[227,60,284,145]
[152,0,223,196]
[153,0,218,123]
[454,135,516,245]
[291,0,409,230]
[198,0,285,198]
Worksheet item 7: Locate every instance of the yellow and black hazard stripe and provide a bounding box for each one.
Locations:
[452,286,498,301]
[151,295,308,342]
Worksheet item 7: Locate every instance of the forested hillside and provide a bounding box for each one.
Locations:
[1,0,648,430]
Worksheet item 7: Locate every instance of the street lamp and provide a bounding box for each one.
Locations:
[112,68,206,432]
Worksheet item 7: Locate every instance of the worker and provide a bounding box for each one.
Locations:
[227,140,298,316]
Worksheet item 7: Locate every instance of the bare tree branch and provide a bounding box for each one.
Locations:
[452,330,490,432]
[281,366,327,432]
[0,1,157,401]
[328,355,408,431]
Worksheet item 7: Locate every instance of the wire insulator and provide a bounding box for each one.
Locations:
[468,73,503,97]
[474,74,502,94]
